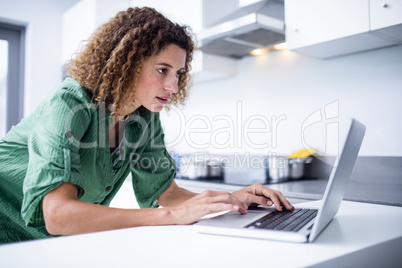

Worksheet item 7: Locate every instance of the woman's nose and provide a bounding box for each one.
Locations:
[165,75,179,93]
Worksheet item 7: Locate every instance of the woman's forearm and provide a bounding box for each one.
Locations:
[46,200,175,235]
[43,182,176,235]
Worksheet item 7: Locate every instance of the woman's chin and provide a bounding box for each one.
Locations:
[146,104,164,112]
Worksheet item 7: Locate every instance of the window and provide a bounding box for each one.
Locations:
[0,22,25,139]
[0,39,7,137]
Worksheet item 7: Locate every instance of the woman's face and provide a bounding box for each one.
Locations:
[118,44,187,115]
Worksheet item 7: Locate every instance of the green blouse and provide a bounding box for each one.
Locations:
[0,78,175,244]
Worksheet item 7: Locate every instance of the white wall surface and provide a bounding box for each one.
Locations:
[62,0,96,63]
[160,45,402,157]
[62,0,133,63]
[1,0,400,156]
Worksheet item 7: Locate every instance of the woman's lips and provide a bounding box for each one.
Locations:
[156,97,169,104]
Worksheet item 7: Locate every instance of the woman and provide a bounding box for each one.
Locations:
[0,7,293,244]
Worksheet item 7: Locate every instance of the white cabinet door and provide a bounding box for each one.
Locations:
[370,0,402,30]
[370,0,402,42]
[285,0,369,50]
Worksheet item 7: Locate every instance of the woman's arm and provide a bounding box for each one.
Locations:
[43,182,172,235]
[42,181,247,235]
[43,180,293,235]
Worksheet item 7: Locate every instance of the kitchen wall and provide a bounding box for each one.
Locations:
[160,45,402,157]
[1,0,401,157]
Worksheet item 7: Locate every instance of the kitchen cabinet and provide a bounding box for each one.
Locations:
[285,0,402,59]
[370,0,402,41]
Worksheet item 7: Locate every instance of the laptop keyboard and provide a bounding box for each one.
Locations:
[244,208,318,232]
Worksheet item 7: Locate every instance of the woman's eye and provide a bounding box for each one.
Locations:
[176,71,184,78]
[158,68,167,74]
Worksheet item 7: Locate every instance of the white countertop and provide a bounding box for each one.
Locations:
[1,200,401,267]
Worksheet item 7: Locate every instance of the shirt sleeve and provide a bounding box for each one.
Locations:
[21,87,91,228]
[130,112,175,208]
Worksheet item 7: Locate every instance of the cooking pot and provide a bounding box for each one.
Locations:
[207,160,225,179]
[178,156,225,180]
[265,156,312,183]
[288,157,313,179]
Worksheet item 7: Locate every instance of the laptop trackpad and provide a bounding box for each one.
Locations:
[196,207,276,228]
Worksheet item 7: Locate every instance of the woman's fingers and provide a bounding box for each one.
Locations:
[172,191,249,224]
[243,194,270,207]
[197,190,247,210]
[198,191,247,214]
[233,184,294,211]
[260,188,294,211]
[202,203,245,216]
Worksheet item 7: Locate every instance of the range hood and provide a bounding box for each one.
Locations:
[198,0,285,59]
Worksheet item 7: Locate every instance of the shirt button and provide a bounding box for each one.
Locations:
[65,130,73,138]
[105,186,112,191]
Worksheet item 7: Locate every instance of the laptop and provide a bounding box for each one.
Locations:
[194,118,366,243]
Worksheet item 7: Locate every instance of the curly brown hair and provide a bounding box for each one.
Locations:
[68,7,195,116]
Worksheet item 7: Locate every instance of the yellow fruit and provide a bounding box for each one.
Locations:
[288,148,317,159]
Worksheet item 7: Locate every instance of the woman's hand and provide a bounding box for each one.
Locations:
[168,190,248,225]
[160,181,293,225]
[232,183,294,212]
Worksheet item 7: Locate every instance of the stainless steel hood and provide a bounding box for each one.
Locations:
[198,0,285,59]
